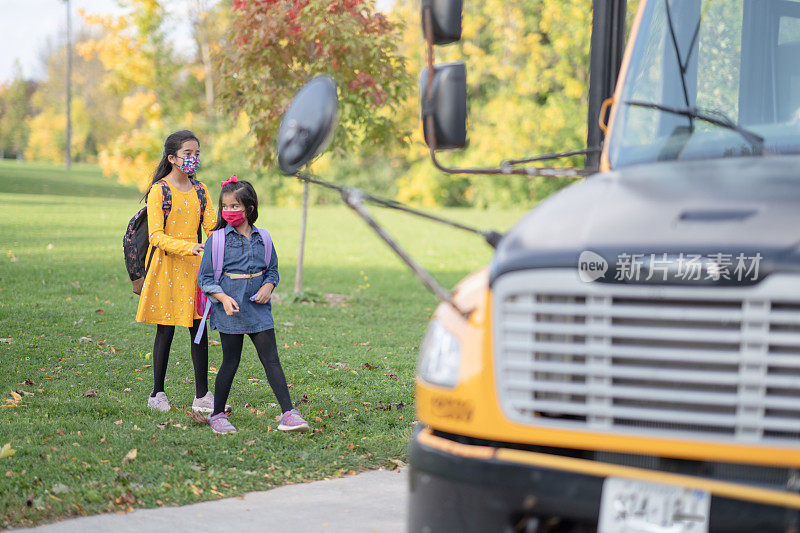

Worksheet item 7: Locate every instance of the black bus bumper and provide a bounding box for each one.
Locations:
[408,427,800,532]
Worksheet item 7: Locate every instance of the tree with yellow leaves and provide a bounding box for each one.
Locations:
[392,0,597,207]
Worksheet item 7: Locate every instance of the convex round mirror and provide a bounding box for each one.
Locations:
[276,75,339,175]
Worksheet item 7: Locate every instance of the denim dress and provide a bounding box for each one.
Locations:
[198,224,279,334]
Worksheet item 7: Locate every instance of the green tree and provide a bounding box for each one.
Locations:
[24,28,124,163]
[392,0,594,207]
[0,62,36,159]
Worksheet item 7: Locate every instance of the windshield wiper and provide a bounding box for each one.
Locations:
[625,100,765,154]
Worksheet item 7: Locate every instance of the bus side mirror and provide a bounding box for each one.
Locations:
[421,62,467,150]
[421,0,463,45]
[276,75,339,175]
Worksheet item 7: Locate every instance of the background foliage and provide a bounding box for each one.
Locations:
[0,0,640,206]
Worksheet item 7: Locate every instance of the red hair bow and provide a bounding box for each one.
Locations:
[221,175,238,188]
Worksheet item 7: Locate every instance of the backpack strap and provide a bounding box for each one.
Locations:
[194,228,227,345]
[190,178,207,243]
[212,228,225,282]
[256,227,273,268]
[156,180,172,225]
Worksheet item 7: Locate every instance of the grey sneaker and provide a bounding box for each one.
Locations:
[148,392,171,412]
[207,413,237,434]
[192,392,232,414]
[278,409,309,432]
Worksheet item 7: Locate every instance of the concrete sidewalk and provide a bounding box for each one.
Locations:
[9,468,408,533]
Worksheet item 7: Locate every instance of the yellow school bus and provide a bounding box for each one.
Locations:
[410,0,800,531]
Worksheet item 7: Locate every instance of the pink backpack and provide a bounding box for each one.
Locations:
[194,227,273,344]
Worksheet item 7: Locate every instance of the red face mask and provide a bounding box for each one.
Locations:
[222,210,246,227]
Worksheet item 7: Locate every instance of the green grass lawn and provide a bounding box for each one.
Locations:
[0,160,526,528]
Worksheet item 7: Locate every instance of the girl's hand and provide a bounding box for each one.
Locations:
[222,295,239,316]
[252,283,274,304]
[191,243,205,256]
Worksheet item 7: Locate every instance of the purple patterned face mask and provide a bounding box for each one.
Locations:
[177,155,200,174]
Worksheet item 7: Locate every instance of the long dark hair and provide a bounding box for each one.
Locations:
[213,179,259,230]
[141,130,200,202]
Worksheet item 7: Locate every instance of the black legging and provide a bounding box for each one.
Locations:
[151,318,209,399]
[214,329,293,416]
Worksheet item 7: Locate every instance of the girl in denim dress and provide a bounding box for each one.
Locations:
[198,177,308,434]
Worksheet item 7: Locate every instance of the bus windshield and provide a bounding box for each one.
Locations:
[608,0,800,168]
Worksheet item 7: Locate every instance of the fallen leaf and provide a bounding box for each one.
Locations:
[71,281,80,288]
[51,483,70,494]
[208,340,220,346]
[0,443,16,459]
[294,394,309,406]
[95,309,105,315]
[83,389,97,397]
[346,442,355,451]
[360,362,378,370]
[0,338,11,344]
[388,458,406,470]
[22,379,34,386]
[79,337,93,343]
[123,388,131,392]
[187,410,207,424]
[121,449,137,464]
[113,420,123,425]
[57,430,65,435]
[10,391,22,402]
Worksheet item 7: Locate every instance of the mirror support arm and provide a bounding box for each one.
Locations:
[422,6,595,178]
[341,187,468,317]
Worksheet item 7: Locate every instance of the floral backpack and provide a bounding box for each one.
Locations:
[123,179,206,295]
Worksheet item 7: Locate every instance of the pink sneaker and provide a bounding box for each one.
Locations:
[192,392,232,414]
[278,409,309,432]
[207,413,237,434]
[147,392,171,412]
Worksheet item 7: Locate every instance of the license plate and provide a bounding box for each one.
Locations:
[598,477,711,533]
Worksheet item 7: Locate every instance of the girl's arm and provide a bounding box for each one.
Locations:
[198,243,239,315]
[262,244,280,288]
[201,183,216,237]
[198,241,224,302]
[147,185,197,256]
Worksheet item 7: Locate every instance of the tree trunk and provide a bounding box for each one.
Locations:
[294,182,309,294]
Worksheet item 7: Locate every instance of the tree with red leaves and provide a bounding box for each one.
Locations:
[218,0,412,168]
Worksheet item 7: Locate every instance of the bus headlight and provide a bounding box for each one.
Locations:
[418,319,461,388]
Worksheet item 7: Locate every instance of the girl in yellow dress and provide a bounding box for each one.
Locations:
[135,130,219,413]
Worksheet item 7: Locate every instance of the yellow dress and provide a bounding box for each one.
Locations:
[136,180,216,327]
